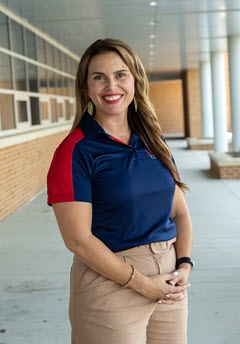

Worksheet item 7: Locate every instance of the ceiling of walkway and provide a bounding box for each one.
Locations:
[1,0,240,78]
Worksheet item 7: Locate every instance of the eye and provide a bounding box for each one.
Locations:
[117,73,126,78]
[94,74,105,80]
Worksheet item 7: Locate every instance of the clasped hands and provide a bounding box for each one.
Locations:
[149,269,191,305]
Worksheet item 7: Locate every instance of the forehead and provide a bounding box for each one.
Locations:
[88,51,129,73]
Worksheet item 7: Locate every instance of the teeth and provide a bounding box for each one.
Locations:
[104,95,121,101]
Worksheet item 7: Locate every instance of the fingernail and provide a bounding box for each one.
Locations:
[173,271,178,276]
[165,294,170,298]
[157,300,163,304]
[169,281,175,286]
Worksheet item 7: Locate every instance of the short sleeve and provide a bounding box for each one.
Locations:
[47,128,92,205]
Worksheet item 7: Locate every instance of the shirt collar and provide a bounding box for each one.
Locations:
[79,111,140,145]
[79,111,105,137]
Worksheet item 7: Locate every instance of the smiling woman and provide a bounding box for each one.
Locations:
[47,38,193,344]
[86,51,135,138]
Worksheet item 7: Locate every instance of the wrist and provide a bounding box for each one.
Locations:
[177,262,193,271]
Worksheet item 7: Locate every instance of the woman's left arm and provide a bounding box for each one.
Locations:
[170,185,193,285]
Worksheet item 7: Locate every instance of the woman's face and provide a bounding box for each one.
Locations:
[86,51,135,119]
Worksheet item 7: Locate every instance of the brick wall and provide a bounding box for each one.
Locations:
[210,159,240,179]
[182,69,202,138]
[149,80,184,136]
[0,129,69,221]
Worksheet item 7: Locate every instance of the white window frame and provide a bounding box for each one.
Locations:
[14,93,31,129]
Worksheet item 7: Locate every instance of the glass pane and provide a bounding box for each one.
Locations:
[30,97,40,125]
[36,37,45,63]
[65,100,71,120]
[63,77,69,96]
[60,52,66,71]
[46,42,54,67]
[58,102,64,119]
[0,12,9,49]
[68,79,75,97]
[17,100,28,122]
[0,51,12,89]
[28,63,39,92]
[48,71,56,94]
[14,58,27,91]
[65,55,70,74]
[38,67,48,93]
[26,29,36,59]
[41,101,49,121]
[54,47,60,70]
[0,94,15,130]
[11,19,24,54]
[57,75,63,95]
[50,98,57,122]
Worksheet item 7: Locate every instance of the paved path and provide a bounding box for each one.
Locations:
[0,139,240,344]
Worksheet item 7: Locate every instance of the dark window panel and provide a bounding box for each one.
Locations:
[28,63,39,92]
[26,29,36,60]
[13,57,27,91]
[10,19,24,55]
[0,51,12,89]
[30,97,40,125]
[0,12,9,49]
[17,100,28,122]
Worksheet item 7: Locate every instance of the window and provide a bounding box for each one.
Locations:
[54,47,61,70]
[38,67,48,94]
[40,99,50,123]
[11,19,24,55]
[0,94,15,130]
[13,57,27,91]
[17,100,28,122]
[26,29,36,60]
[50,98,57,122]
[30,97,40,125]
[28,63,39,92]
[0,10,76,134]
[0,12,9,49]
[48,71,56,95]
[0,51,12,89]
[36,37,45,64]
[46,42,54,67]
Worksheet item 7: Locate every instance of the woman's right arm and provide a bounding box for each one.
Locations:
[53,201,189,303]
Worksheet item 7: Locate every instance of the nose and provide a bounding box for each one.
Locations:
[105,77,117,90]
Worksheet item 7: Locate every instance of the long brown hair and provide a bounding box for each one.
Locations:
[72,38,188,192]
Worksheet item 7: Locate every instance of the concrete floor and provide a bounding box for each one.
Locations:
[0,139,240,344]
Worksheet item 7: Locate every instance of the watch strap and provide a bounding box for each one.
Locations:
[176,257,195,270]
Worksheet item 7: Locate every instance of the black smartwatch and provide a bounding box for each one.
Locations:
[176,257,195,270]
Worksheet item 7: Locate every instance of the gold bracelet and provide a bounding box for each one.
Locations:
[122,265,135,288]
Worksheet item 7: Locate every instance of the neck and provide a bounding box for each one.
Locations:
[94,114,131,144]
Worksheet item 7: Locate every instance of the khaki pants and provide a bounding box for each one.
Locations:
[69,238,188,344]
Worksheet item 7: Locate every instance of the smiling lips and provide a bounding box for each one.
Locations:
[102,94,123,104]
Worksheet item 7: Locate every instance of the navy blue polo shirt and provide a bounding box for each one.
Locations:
[47,112,177,252]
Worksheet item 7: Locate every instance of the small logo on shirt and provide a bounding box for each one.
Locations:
[146,149,156,159]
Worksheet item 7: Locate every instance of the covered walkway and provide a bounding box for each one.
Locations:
[0,139,240,344]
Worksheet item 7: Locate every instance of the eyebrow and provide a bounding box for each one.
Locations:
[90,69,129,76]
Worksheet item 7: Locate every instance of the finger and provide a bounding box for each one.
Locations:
[165,291,187,301]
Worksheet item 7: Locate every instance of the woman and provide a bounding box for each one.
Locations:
[47,38,194,344]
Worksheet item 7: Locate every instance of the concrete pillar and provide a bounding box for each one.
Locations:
[210,51,228,152]
[199,61,214,137]
[228,35,240,152]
